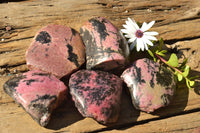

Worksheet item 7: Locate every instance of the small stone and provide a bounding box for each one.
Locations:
[26,24,85,79]
[5,26,12,32]
[80,17,129,72]
[3,70,67,126]
[121,58,176,113]
[69,70,123,124]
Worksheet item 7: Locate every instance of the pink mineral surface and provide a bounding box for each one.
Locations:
[121,58,176,113]
[69,70,123,124]
[3,70,67,126]
[80,17,129,72]
[26,24,85,79]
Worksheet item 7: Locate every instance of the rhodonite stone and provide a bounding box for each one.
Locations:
[80,17,129,72]
[69,70,123,124]
[121,58,176,113]
[3,70,67,126]
[26,24,85,79]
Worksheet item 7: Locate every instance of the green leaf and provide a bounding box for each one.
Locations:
[185,79,195,89]
[188,75,199,80]
[160,50,168,54]
[167,53,179,67]
[179,58,188,70]
[186,79,192,89]
[148,49,154,58]
[182,65,190,77]
[174,71,178,75]
[156,50,167,57]
[189,80,195,86]
[158,38,164,50]
[157,53,165,57]
[177,73,183,81]
[148,49,156,61]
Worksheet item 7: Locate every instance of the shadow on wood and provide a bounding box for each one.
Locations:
[46,96,84,130]
[111,83,189,132]
[0,0,28,3]
[113,88,140,125]
[194,82,200,95]
[151,82,189,116]
[91,88,140,132]
[46,85,140,131]
[190,70,200,95]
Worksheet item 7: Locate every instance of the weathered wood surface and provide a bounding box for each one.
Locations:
[0,0,200,132]
[105,112,200,133]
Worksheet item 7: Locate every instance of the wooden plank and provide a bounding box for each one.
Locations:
[0,0,200,132]
[1,74,200,133]
[1,0,200,70]
[104,112,200,133]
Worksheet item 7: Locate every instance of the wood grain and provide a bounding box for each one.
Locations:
[0,0,200,132]
[104,112,200,133]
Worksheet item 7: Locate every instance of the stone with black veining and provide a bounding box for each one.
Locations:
[3,70,67,126]
[80,17,129,72]
[69,70,123,124]
[26,24,85,79]
[121,58,176,113]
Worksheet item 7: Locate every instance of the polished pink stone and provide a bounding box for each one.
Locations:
[69,70,123,124]
[3,70,67,126]
[26,24,85,79]
[121,58,176,113]
[80,17,129,72]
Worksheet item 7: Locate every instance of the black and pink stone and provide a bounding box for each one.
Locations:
[80,17,129,72]
[69,70,123,124]
[121,58,176,113]
[3,70,67,126]
[26,24,85,79]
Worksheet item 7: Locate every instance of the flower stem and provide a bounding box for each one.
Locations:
[155,53,183,74]
[154,52,196,89]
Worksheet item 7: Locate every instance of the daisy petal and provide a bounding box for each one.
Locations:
[127,28,137,35]
[130,40,136,50]
[141,22,148,32]
[144,38,154,46]
[123,24,137,34]
[144,43,148,51]
[142,39,150,50]
[146,21,155,30]
[125,34,132,38]
[142,21,155,32]
[144,31,158,36]
[121,29,129,34]
[128,36,137,43]
[123,24,129,29]
[128,18,139,30]
[136,39,143,51]
[144,35,157,41]
[141,39,145,51]
[125,20,131,27]
[128,17,136,23]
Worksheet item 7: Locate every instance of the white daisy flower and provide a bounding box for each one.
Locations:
[121,18,158,52]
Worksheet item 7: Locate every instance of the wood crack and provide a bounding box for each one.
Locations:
[0,101,15,105]
[167,127,199,132]
[0,36,34,44]
[176,16,200,23]
[0,0,27,3]
[0,49,19,55]
[91,108,200,133]
[164,36,200,45]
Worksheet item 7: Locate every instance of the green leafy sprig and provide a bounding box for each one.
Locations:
[148,38,198,89]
